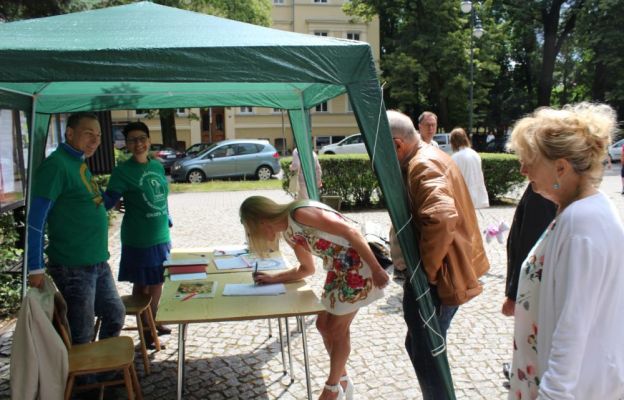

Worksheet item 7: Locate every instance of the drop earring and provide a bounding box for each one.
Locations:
[552,182,560,190]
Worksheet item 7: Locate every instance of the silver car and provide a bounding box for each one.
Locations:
[608,138,624,162]
[319,133,367,155]
[433,133,453,154]
[170,139,281,183]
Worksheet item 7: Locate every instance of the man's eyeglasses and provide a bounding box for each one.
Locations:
[126,135,148,145]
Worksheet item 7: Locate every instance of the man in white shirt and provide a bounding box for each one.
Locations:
[417,111,439,148]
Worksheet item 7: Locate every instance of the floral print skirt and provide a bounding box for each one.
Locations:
[320,248,384,316]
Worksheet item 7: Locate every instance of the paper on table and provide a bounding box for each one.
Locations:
[164,257,208,267]
[213,245,249,257]
[214,256,249,270]
[222,283,286,296]
[170,272,208,281]
[241,255,286,271]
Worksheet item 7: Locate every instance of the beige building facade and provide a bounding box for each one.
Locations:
[111,1,380,154]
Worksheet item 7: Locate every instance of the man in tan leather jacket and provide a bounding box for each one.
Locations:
[388,110,489,400]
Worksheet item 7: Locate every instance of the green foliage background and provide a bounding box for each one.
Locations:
[344,0,623,131]
[0,213,23,318]
[282,153,524,210]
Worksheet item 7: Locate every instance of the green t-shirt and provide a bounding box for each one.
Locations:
[32,146,109,266]
[107,158,170,248]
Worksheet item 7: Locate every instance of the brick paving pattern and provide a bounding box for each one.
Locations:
[1,168,622,399]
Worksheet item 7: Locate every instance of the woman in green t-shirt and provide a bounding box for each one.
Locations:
[105,122,172,344]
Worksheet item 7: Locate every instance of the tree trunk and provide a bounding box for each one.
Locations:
[538,5,560,107]
[159,109,177,148]
[591,61,607,101]
[538,0,583,107]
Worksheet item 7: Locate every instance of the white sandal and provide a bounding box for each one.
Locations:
[323,382,345,400]
[340,375,354,400]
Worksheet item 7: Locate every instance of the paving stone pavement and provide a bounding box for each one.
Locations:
[1,168,622,400]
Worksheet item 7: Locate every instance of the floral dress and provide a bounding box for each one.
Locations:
[509,220,556,400]
[283,202,384,315]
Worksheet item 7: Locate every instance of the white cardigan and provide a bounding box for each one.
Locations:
[451,147,489,209]
[537,192,624,399]
[10,277,68,400]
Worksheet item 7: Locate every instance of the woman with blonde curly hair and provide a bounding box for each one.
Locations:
[240,196,389,400]
[506,102,624,399]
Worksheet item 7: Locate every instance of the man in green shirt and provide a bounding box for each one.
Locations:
[26,112,125,345]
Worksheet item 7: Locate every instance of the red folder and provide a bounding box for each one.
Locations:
[168,265,207,274]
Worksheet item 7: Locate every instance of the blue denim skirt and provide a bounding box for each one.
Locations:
[118,242,171,285]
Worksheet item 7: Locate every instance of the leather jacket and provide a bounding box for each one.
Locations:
[405,144,490,305]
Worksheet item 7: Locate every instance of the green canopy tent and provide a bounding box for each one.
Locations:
[0,2,454,398]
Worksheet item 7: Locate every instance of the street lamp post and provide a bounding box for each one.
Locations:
[461,1,484,136]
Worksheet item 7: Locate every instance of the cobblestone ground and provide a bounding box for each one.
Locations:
[1,168,622,400]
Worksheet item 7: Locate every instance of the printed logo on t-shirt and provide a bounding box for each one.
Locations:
[139,171,167,217]
[79,163,103,206]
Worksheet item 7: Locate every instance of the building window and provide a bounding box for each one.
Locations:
[315,102,328,112]
[239,106,253,114]
[347,32,360,41]
[135,109,150,117]
[274,138,287,155]
[0,110,27,211]
[273,108,283,114]
[314,31,328,37]
[176,108,188,117]
[273,0,284,3]
[313,0,328,3]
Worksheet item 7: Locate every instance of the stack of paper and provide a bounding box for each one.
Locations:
[222,283,286,296]
[164,257,208,267]
[213,245,249,257]
[168,264,207,281]
[214,256,249,270]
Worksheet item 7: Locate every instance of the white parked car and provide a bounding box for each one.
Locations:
[608,138,624,162]
[319,133,367,155]
[433,133,453,154]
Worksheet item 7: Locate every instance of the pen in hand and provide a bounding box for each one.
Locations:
[253,261,259,286]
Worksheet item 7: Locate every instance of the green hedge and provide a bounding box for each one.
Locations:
[480,152,526,202]
[281,155,383,210]
[281,152,525,209]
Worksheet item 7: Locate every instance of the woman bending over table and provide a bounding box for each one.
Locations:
[239,196,389,400]
[507,102,624,399]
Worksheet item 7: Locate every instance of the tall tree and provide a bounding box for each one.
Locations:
[496,1,585,107]
[537,0,584,106]
[575,0,624,119]
[345,0,499,131]
[0,0,72,21]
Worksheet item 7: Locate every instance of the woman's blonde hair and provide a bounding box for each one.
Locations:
[239,196,301,255]
[450,127,471,151]
[507,102,617,184]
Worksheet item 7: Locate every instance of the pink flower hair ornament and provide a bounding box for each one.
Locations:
[483,221,509,244]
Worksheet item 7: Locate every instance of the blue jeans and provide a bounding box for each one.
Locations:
[48,262,125,345]
[403,282,458,400]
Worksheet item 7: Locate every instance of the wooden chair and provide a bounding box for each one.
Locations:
[120,294,161,374]
[53,306,142,400]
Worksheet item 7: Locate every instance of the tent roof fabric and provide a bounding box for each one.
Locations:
[0,1,372,113]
